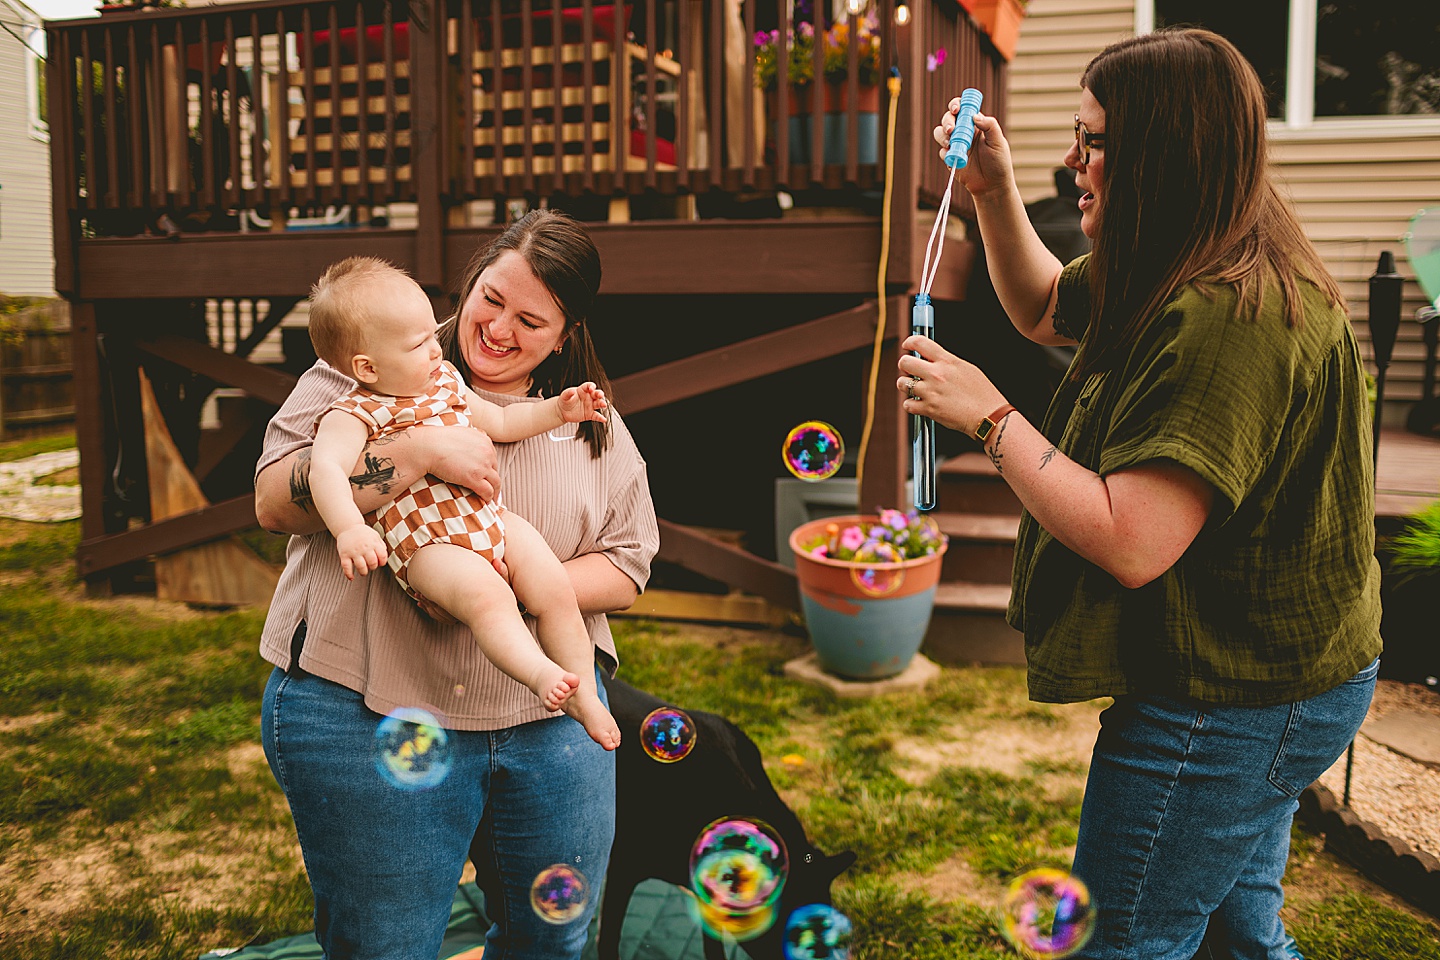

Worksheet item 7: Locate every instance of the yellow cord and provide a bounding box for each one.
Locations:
[854,72,903,511]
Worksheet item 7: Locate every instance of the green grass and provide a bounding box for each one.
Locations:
[0,431,76,463]
[0,463,1436,957]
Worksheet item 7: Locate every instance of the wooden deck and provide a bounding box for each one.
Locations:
[1377,427,1440,520]
[44,0,1019,596]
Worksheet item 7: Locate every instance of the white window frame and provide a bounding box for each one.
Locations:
[1137,2,1440,140]
[24,22,49,143]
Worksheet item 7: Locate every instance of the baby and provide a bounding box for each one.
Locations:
[305,257,620,750]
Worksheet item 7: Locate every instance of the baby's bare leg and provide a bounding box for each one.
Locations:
[501,514,621,751]
[404,543,578,711]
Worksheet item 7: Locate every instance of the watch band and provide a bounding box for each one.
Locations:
[975,403,1017,442]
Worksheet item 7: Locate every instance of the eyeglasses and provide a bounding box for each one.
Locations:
[1074,114,1106,165]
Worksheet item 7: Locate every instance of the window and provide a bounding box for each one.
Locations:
[1143,2,1440,131]
[25,23,48,141]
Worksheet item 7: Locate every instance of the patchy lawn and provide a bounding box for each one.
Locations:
[0,445,1436,958]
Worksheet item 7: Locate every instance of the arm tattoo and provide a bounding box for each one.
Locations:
[986,416,1009,474]
[1039,445,1057,470]
[288,448,314,514]
[350,444,397,496]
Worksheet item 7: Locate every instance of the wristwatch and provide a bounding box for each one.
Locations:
[975,403,1017,442]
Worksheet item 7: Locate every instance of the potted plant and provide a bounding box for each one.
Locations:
[958,0,1027,62]
[1378,499,1440,682]
[789,509,948,680]
[820,11,881,163]
[755,22,818,162]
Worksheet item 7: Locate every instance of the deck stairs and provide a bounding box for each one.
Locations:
[923,452,1027,667]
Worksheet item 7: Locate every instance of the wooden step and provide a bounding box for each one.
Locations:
[933,511,1018,584]
[923,580,1024,666]
[938,452,1021,515]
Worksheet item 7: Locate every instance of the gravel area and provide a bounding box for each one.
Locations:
[1316,679,1440,862]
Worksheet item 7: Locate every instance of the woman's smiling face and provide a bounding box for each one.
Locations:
[456,250,569,396]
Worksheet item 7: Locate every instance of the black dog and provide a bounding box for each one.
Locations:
[599,675,857,960]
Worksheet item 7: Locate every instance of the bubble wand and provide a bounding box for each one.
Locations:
[911,88,982,511]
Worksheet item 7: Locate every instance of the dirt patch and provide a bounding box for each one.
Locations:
[893,854,1009,910]
[891,700,1102,788]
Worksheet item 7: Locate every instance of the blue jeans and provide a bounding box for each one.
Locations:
[1071,658,1378,960]
[262,666,616,960]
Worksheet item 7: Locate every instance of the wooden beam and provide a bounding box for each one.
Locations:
[234,297,302,358]
[75,494,259,576]
[615,588,792,627]
[76,231,421,299]
[73,221,898,299]
[614,299,907,414]
[135,334,298,406]
[656,518,799,612]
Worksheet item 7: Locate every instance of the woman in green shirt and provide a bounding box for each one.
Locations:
[908,28,1381,960]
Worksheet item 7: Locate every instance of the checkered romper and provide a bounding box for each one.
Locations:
[327,361,505,602]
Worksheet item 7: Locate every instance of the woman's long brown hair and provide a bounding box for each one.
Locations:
[440,209,612,457]
[1072,28,1344,380]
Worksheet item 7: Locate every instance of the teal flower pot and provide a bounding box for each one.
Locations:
[788,515,946,680]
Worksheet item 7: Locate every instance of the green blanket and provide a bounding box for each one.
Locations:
[198,880,743,960]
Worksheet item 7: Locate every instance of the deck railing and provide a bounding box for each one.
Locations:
[47,0,1004,238]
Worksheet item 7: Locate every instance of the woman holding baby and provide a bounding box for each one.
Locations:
[254,209,658,960]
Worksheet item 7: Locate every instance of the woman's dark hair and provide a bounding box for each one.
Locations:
[1072,27,1344,380]
[440,209,611,457]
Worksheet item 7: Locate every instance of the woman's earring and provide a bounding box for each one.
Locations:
[553,344,564,355]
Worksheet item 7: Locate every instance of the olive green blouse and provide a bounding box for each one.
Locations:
[1009,255,1382,706]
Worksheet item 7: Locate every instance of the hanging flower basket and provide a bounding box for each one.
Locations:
[958,0,1026,62]
[789,512,948,680]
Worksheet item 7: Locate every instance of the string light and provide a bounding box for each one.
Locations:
[894,2,910,26]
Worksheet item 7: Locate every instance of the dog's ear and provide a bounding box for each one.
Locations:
[822,850,857,881]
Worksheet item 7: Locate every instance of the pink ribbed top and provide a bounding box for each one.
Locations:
[255,361,659,730]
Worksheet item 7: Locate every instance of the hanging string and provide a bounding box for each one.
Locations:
[919,165,958,298]
[854,70,904,510]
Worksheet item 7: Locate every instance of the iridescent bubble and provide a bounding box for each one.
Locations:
[1000,869,1094,959]
[784,903,853,959]
[374,707,453,791]
[690,817,789,913]
[640,707,698,763]
[783,422,845,482]
[849,541,906,597]
[530,864,590,924]
[684,890,778,943]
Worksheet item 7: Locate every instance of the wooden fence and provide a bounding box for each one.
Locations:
[0,301,75,438]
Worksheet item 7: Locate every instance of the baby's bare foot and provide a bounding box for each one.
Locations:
[533,667,579,711]
[564,692,621,751]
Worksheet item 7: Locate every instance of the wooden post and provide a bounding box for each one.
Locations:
[858,295,909,511]
[70,302,111,552]
[411,0,446,289]
[887,0,922,290]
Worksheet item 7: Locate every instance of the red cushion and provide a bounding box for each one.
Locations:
[629,128,675,166]
[299,22,411,66]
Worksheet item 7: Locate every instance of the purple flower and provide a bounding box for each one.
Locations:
[881,509,907,531]
[926,47,947,72]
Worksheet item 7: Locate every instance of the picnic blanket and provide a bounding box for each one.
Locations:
[198,880,743,960]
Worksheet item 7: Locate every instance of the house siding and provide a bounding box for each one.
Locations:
[0,0,55,298]
[1007,0,1440,405]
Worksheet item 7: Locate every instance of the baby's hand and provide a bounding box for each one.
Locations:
[558,382,609,423]
[337,526,387,580]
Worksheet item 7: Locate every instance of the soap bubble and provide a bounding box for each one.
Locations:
[1000,869,1094,959]
[685,891,778,943]
[784,903,853,959]
[849,541,906,596]
[530,864,590,924]
[783,422,844,482]
[374,707,453,790]
[640,707,698,763]
[690,817,789,913]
